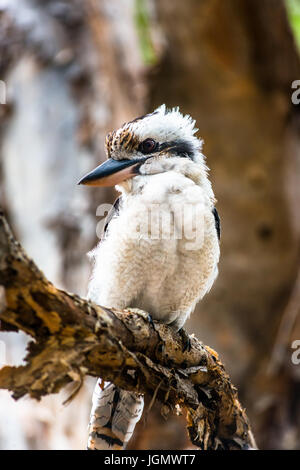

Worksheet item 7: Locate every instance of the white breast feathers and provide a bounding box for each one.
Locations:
[88,171,220,331]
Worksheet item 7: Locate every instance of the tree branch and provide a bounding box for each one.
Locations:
[0,211,256,450]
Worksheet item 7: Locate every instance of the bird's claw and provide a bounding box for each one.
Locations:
[179,328,191,352]
[128,308,156,330]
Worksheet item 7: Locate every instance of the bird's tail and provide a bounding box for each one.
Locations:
[87,379,144,450]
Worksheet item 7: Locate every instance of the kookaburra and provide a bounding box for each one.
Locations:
[78,105,220,450]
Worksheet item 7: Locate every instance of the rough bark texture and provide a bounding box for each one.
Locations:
[0,212,256,450]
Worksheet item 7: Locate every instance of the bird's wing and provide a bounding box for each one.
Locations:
[212,207,221,240]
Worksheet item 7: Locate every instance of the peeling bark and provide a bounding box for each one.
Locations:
[0,211,256,450]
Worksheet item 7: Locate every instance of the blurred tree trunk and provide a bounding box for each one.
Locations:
[0,0,299,450]
[0,0,146,293]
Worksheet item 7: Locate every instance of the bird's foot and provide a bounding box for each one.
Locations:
[178,328,191,352]
[128,308,156,330]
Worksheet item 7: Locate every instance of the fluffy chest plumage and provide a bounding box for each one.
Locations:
[88,172,220,330]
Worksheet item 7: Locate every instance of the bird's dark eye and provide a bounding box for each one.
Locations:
[139,138,157,154]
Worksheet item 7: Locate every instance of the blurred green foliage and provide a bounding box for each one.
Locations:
[286,0,300,50]
[134,0,157,65]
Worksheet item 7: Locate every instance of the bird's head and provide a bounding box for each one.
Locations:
[78,105,206,188]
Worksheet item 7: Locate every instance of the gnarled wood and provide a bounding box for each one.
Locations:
[0,211,256,450]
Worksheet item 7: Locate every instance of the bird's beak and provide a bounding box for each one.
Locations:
[78,157,147,187]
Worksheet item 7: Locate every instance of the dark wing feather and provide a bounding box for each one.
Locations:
[101,196,121,241]
[212,207,221,240]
